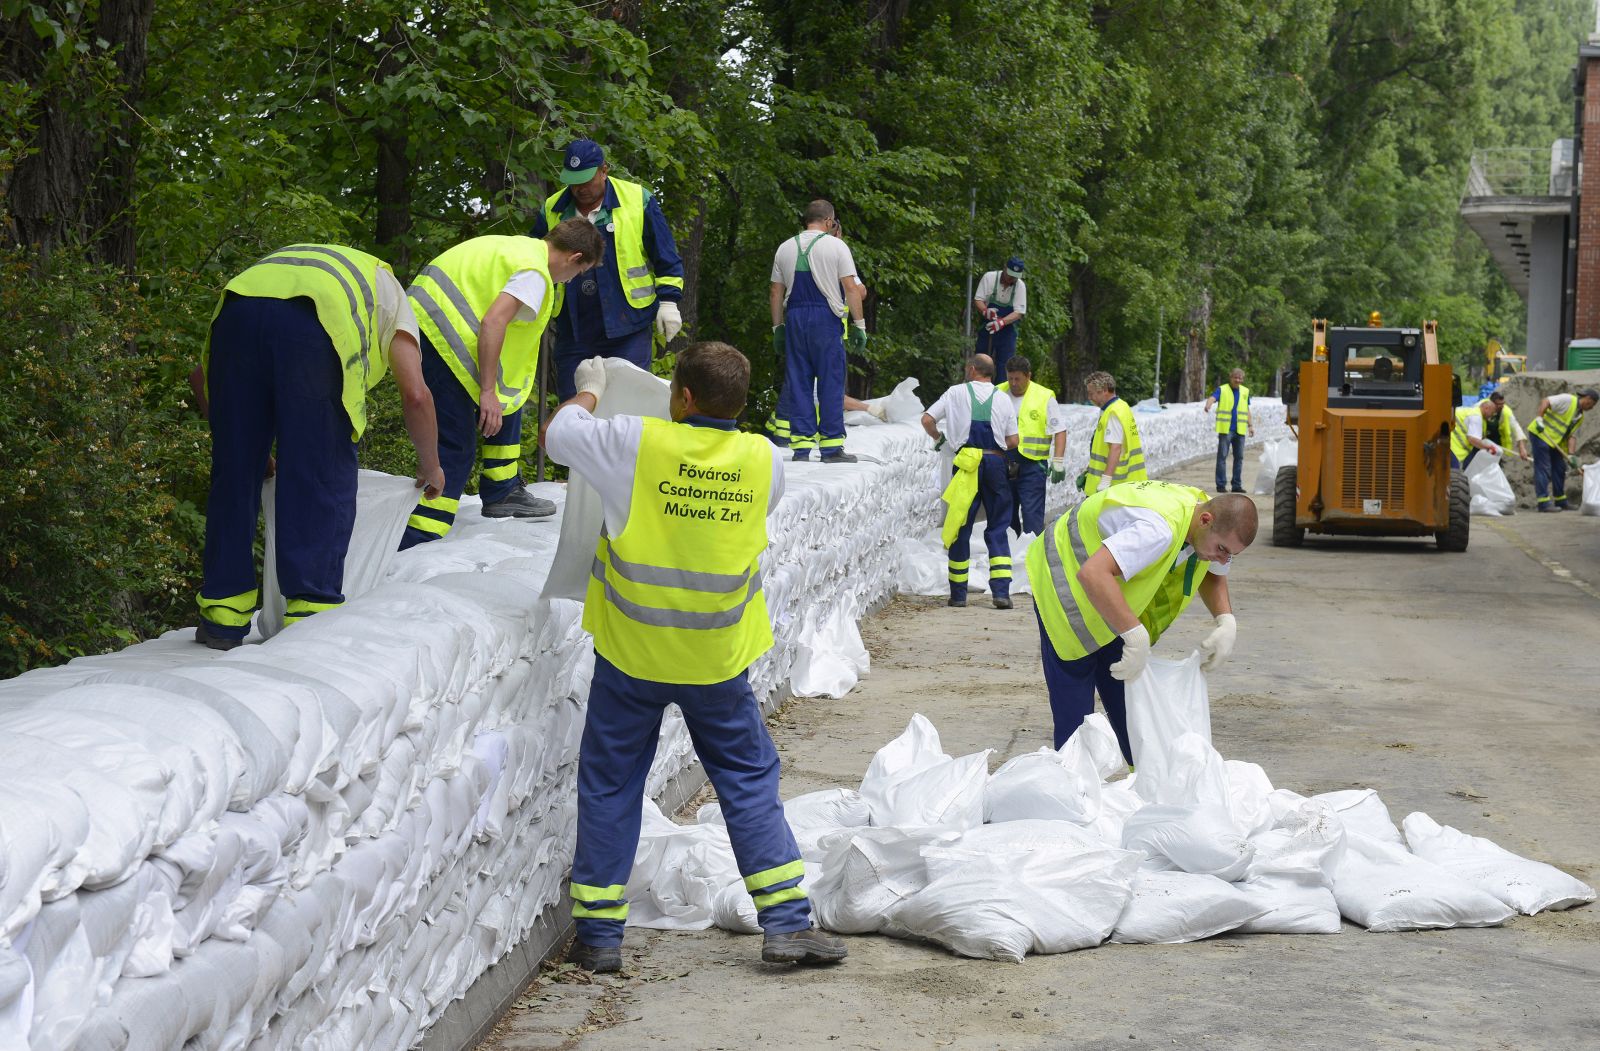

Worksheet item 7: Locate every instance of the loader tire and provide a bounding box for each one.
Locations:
[1436,469,1471,552]
[1272,466,1303,547]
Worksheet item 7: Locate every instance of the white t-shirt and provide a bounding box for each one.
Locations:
[1008,387,1069,436]
[375,267,421,355]
[975,271,1027,315]
[1464,411,1484,441]
[1546,393,1576,417]
[1102,413,1124,445]
[1098,506,1230,580]
[503,270,548,324]
[771,231,858,319]
[926,381,1019,450]
[545,407,787,536]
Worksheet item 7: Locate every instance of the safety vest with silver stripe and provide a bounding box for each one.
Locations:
[1450,404,1514,460]
[407,235,557,413]
[1088,397,1147,485]
[583,417,774,684]
[215,243,391,440]
[1026,480,1208,661]
[1528,397,1584,448]
[1016,381,1056,461]
[1214,384,1250,436]
[543,177,681,310]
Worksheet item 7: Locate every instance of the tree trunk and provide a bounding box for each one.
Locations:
[90,0,154,271]
[1180,286,1212,402]
[373,29,411,271]
[677,194,706,343]
[1055,261,1102,396]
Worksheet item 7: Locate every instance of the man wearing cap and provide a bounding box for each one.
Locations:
[973,256,1027,377]
[1528,388,1597,512]
[532,139,686,400]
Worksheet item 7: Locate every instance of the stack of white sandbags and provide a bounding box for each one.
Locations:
[626,655,1593,960]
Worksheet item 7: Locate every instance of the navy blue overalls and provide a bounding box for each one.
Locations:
[949,384,1015,603]
[780,233,848,460]
[976,277,1020,378]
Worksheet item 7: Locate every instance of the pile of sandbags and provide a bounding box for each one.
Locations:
[625,655,1592,960]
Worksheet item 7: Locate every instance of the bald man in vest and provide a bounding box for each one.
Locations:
[543,341,847,973]
[1027,481,1258,763]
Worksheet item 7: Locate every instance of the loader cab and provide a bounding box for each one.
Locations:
[1327,327,1425,409]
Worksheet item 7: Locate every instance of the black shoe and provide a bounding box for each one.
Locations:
[481,488,556,519]
[195,622,243,651]
[762,927,847,965]
[993,596,1013,610]
[1230,486,1246,493]
[567,940,621,974]
[822,452,858,464]
[947,595,967,608]
[1217,486,1228,493]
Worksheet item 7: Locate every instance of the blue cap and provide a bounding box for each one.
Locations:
[1005,256,1025,277]
[559,139,605,185]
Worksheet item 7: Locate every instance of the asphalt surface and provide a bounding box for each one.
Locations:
[482,449,1600,1051]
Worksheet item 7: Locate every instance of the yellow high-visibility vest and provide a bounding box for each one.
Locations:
[407,235,557,413]
[583,418,774,684]
[1016,382,1056,461]
[1027,480,1210,660]
[215,243,393,440]
[1528,396,1584,448]
[543,177,682,310]
[1214,384,1250,435]
[1087,397,1146,487]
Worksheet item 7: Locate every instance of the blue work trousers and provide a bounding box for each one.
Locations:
[1215,432,1246,490]
[975,323,1018,379]
[554,325,652,401]
[949,453,1014,602]
[1007,451,1047,536]
[1038,606,1132,764]
[781,304,847,459]
[1532,437,1569,507]
[200,294,356,639]
[570,655,812,947]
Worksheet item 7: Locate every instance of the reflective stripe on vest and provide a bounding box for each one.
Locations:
[407,236,554,413]
[1215,384,1250,435]
[1016,382,1055,460]
[581,418,774,684]
[1026,480,1206,661]
[1529,398,1583,446]
[1088,397,1147,483]
[218,243,391,440]
[544,177,665,310]
[1450,405,1508,460]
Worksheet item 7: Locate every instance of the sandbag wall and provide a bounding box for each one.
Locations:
[0,397,1283,1051]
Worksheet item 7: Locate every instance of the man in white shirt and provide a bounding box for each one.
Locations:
[921,354,1020,608]
[1004,355,1069,536]
[770,199,867,462]
[973,256,1027,377]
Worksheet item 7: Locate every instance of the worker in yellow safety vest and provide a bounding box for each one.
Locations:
[541,341,848,974]
[192,244,445,649]
[1450,397,1510,470]
[1528,388,1597,511]
[1027,480,1259,763]
[1081,370,1146,492]
[398,220,605,547]
[1004,355,1068,536]
[1203,367,1254,492]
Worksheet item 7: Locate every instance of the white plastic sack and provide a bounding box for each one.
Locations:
[261,471,419,640]
[1111,871,1265,944]
[810,827,954,934]
[1127,655,1218,806]
[1401,813,1595,915]
[1466,453,1516,516]
[1330,833,1514,932]
[788,603,870,699]
[843,378,924,426]
[699,788,871,863]
[1253,439,1297,495]
[1236,802,1345,935]
[1313,789,1404,847]
[1582,464,1600,516]
[1121,804,1255,881]
[985,747,1101,825]
[859,716,988,829]
[624,801,738,930]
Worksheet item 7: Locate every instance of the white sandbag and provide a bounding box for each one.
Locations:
[858,716,989,829]
[1582,464,1600,516]
[890,844,1139,960]
[260,471,419,640]
[1401,813,1596,915]
[541,360,670,601]
[788,603,870,699]
[1111,870,1266,944]
[1466,452,1516,516]
[1126,655,1217,806]
[844,378,925,426]
[624,801,738,931]
[710,878,761,935]
[1253,438,1296,495]
[1313,789,1404,847]
[1224,761,1275,837]
[1330,833,1514,932]
[945,819,1109,856]
[700,788,871,864]
[1236,802,1345,935]
[810,827,956,934]
[0,942,30,1051]
[1121,804,1255,881]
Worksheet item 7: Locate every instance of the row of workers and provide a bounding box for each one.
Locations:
[1453,388,1596,511]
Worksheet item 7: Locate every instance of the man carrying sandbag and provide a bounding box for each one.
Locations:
[1027,481,1258,762]
[921,353,1020,609]
[542,341,847,973]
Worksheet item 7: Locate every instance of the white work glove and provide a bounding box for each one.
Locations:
[574,356,608,401]
[1199,613,1237,673]
[1109,623,1151,682]
[985,318,1003,334]
[983,306,998,321]
[868,402,889,421]
[654,301,683,342]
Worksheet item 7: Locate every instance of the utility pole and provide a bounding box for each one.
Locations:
[1152,306,1164,401]
[962,187,976,339]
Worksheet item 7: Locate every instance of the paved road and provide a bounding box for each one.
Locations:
[484,450,1600,1051]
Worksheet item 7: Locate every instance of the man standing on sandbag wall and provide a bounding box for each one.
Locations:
[532,139,687,400]
[193,244,446,649]
[1082,371,1146,493]
[1203,367,1253,493]
[1004,355,1068,536]
[1027,481,1258,763]
[973,256,1027,377]
[922,354,1020,609]
[770,199,866,463]
[542,342,848,973]
[398,221,605,547]
[1527,388,1597,512]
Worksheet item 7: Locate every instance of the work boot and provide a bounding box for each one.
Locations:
[1230,485,1246,494]
[993,596,1013,610]
[195,622,242,651]
[567,940,621,974]
[947,594,967,608]
[792,451,812,462]
[762,927,848,966]
[481,488,556,519]
[822,452,858,464]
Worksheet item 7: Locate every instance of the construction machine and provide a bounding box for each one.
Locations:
[1275,318,1468,551]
